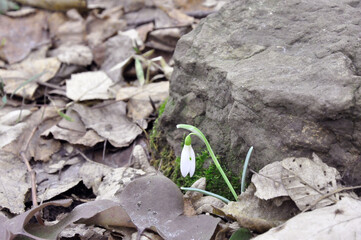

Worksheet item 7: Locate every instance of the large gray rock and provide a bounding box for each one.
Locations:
[159,0,361,186]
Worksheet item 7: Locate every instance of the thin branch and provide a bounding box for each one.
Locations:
[302,185,361,212]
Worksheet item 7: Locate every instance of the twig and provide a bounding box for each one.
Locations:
[302,185,361,213]
[19,126,43,224]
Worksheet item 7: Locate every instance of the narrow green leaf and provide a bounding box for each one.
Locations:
[0,95,6,109]
[241,146,253,193]
[135,58,145,86]
[11,71,47,98]
[229,228,253,240]
[57,110,73,122]
[180,187,230,203]
[142,49,154,58]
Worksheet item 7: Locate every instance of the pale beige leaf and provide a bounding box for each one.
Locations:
[42,108,104,147]
[73,102,146,148]
[116,81,169,120]
[252,161,288,200]
[1,57,61,99]
[253,197,361,240]
[281,154,341,211]
[53,44,93,66]
[66,71,114,101]
[0,151,30,214]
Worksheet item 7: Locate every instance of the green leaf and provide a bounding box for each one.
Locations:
[135,58,145,86]
[229,228,253,240]
[57,110,73,122]
[241,146,253,193]
[142,49,154,58]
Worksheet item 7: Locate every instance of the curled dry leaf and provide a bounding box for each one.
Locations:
[0,199,73,240]
[193,196,226,215]
[252,154,342,211]
[95,167,146,202]
[253,197,361,240]
[35,159,83,201]
[131,145,157,173]
[215,184,298,233]
[72,102,146,148]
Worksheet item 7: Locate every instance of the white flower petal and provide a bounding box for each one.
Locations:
[189,146,196,177]
[180,145,191,177]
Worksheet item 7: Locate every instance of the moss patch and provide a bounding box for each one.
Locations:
[171,150,242,200]
[149,98,242,200]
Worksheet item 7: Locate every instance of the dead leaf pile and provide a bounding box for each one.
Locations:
[0,0,229,239]
[209,153,361,239]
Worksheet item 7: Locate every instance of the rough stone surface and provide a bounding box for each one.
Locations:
[159,0,361,187]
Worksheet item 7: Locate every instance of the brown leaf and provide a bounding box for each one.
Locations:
[217,184,298,233]
[0,199,73,240]
[117,175,220,239]
[0,10,50,64]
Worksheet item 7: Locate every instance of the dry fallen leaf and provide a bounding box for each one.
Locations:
[72,101,146,148]
[0,10,49,64]
[281,154,341,211]
[3,105,62,162]
[86,6,127,48]
[117,175,221,239]
[253,197,361,240]
[116,81,169,120]
[216,184,298,233]
[0,109,32,148]
[0,151,30,214]
[66,71,114,101]
[99,34,136,83]
[1,57,61,99]
[252,161,289,200]
[42,107,104,147]
[51,44,93,66]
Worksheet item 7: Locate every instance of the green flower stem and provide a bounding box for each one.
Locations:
[177,124,238,201]
[180,187,230,204]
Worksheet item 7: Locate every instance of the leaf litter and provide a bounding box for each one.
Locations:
[0,0,360,239]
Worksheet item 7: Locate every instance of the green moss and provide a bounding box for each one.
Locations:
[149,97,242,200]
[171,150,242,200]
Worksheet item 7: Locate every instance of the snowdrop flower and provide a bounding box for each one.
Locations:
[180,135,195,177]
